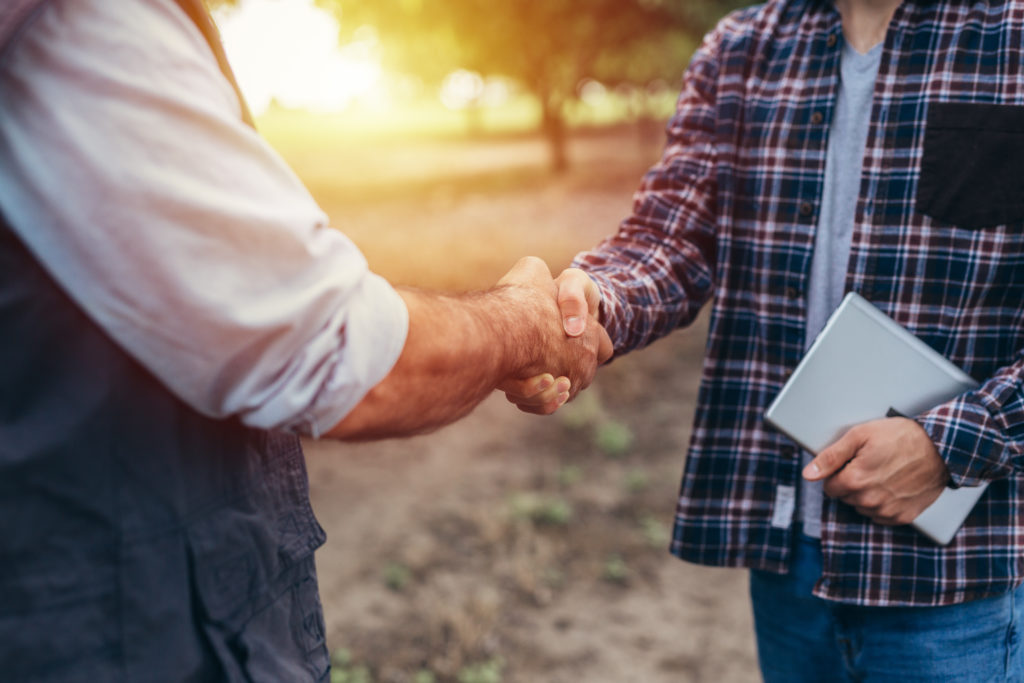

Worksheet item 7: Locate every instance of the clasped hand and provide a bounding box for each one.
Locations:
[496,259,611,414]
[803,417,950,526]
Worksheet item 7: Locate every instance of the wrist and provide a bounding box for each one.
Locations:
[484,284,547,379]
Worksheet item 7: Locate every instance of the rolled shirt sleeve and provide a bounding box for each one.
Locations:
[0,0,407,435]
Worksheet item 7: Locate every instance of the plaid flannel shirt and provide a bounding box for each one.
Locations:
[575,0,1024,606]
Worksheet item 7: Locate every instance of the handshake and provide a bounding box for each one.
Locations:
[495,256,613,415]
[329,256,613,440]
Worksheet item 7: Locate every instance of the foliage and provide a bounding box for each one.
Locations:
[602,553,630,584]
[325,0,746,85]
[321,0,749,168]
[557,464,584,488]
[595,420,634,458]
[508,492,573,527]
[456,657,505,683]
[639,515,672,548]
[330,649,373,683]
[382,561,412,592]
[624,468,650,493]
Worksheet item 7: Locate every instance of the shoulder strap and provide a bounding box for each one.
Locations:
[172,0,256,128]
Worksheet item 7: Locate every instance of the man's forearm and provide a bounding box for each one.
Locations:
[325,257,608,441]
[327,287,530,440]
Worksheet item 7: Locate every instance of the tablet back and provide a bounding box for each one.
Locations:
[765,292,985,545]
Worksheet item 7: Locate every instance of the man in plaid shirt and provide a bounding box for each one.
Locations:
[507,0,1024,678]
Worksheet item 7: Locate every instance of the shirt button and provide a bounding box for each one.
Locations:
[827,33,838,48]
[799,201,814,217]
[785,286,799,300]
[811,111,824,125]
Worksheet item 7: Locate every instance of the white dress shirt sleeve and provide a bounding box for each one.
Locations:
[0,0,409,436]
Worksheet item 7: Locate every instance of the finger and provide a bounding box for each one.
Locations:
[596,325,613,365]
[803,427,866,481]
[525,377,570,408]
[499,373,554,400]
[514,383,571,415]
[515,399,562,416]
[556,269,593,337]
[505,377,570,409]
[823,475,854,500]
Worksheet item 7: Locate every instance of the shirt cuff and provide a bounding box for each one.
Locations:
[303,273,409,437]
[915,395,1010,488]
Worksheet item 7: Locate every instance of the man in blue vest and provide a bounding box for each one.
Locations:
[0,0,608,680]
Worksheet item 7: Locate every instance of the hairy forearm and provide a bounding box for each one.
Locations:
[325,286,541,441]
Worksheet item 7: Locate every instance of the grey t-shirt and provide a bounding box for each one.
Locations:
[800,40,883,538]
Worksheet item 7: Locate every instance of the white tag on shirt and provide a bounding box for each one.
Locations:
[771,484,796,529]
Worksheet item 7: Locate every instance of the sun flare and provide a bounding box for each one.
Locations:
[216,0,383,115]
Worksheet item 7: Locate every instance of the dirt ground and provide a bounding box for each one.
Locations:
[275,123,761,683]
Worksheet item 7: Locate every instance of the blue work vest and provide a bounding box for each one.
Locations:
[0,2,330,680]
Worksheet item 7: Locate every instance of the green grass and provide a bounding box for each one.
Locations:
[557,464,584,488]
[330,650,372,683]
[457,657,505,683]
[508,492,573,527]
[624,468,650,493]
[382,561,412,592]
[594,420,634,458]
[639,515,672,548]
[602,554,630,584]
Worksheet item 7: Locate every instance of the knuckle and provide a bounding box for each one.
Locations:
[818,450,838,470]
[842,469,866,491]
[859,492,882,510]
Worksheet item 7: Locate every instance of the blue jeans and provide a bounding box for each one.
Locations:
[750,531,1024,682]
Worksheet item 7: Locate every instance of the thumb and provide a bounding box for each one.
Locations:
[803,428,864,481]
[556,268,597,337]
[498,255,551,288]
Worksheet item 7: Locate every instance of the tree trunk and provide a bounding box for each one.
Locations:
[540,95,568,173]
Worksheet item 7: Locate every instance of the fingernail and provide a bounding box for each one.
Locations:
[564,316,585,336]
[537,377,552,391]
[557,392,570,406]
[556,378,571,393]
[803,463,820,479]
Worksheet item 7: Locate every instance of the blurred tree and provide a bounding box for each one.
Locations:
[321,0,749,171]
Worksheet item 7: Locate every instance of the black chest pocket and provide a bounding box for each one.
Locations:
[916,103,1024,229]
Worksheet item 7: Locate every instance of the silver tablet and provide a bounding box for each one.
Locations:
[765,292,985,545]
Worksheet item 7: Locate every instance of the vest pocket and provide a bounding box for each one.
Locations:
[916,102,1024,229]
[184,435,329,681]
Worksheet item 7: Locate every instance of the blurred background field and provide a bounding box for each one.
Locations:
[214,0,759,680]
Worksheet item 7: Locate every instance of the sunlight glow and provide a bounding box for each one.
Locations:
[439,71,512,111]
[216,0,383,115]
